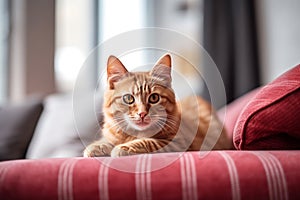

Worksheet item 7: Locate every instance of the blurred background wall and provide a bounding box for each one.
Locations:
[257,0,300,84]
[0,0,300,107]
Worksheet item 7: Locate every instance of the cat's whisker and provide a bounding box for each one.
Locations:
[109,119,128,130]
[155,119,176,133]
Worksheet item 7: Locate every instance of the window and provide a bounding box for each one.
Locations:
[99,0,146,71]
[55,0,97,92]
[0,0,9,104]
[98,0,204,98]
[55,0,204,96]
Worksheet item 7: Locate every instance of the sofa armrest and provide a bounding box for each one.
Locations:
[1,151,299,200]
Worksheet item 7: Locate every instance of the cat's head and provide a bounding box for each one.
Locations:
[104,54,178,135]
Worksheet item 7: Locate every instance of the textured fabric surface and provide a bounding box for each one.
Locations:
[234,65,300,150]
[0,151,299,200]
[218,87,261,139]
[0,99,43,161]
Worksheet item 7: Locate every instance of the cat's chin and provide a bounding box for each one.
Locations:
[124,115,153,131]
[132,121,151,131]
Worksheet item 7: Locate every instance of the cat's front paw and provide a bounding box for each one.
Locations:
[110,145,136,157]
[83,143,113,157]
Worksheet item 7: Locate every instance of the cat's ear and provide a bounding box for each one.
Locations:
[107,55,128,89]
[150,54,172,87]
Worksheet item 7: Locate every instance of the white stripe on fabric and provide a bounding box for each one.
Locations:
[185,154,192,200]
[180,153,198,200]
[187,153,198,200]
[136,155,143,200]
[268,154,288,200]
[251,152,288,200]
[219,152,241,200]
[58,159,78,200]
[253,152,276,200]
[0,168,6,186]
[0,163,12,186]
[180,155,188,200]
[135,154,152,200]
[266,152,288,200]
[146,155,152,200]
[98,158,112,200]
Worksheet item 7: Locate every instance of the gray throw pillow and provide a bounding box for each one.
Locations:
[0,99,43,161]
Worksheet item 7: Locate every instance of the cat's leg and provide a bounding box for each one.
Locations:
[110,138,168,157]
[83,138,114,157]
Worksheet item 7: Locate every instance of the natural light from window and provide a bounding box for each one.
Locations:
[55,0,95,92]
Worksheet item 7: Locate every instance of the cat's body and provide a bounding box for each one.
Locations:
[84,54,232,157]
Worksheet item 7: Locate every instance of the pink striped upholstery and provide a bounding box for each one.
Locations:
[234,65,300,150]
[1,151,300,200]
[218,87,261,138]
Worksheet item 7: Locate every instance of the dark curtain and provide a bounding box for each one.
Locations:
[202,0,260,107]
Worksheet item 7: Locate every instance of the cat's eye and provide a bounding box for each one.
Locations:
[148,93,160,104]
[123,94,135,105]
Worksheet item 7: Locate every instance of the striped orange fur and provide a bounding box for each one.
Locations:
[84,54,232,157]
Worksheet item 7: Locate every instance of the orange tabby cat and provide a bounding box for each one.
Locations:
[83,54,232,157]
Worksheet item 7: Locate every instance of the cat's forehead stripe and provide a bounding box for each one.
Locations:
[129,74,152,98]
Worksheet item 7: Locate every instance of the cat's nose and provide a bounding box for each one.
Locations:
[138,112,147,119]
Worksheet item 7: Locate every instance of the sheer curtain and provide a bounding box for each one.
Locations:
[202,0,260,108]
[0,0,10,104]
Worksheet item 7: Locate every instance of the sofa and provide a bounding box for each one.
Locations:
[0,64,299,200]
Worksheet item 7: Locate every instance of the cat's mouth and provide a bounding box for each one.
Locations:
[131,118,152,130]
[124,115,154,131]
[135,120,150,127]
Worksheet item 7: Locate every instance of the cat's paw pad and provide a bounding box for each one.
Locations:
[83,143,112,157]
[110,145,135,157]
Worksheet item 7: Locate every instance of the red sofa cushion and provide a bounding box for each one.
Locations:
[218,87,261,138]
[1,151,300,200]
[234,65,300,150]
